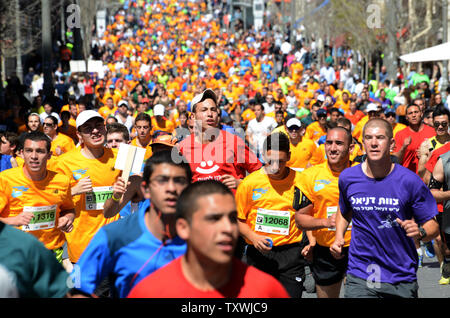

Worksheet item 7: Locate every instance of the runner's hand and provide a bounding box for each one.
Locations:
[325,213,336,229]
[13,211,34,227]
[72,176,93,195]
[396,218,420,238]
[58,215,74,233]
[252,235,272,253]
[112,177,130,200]
[54,146,62,156]
[330,237,345,260]
[220,175,240,189]
[301,244,314,262]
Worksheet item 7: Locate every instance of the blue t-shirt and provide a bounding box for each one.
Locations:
[0,154,12,172]
[72,200,186,297]
[338,164,438,284]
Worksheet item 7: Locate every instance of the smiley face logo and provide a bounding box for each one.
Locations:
[196,160,220,174]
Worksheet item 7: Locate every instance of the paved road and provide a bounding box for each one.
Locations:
[303,249,450,298]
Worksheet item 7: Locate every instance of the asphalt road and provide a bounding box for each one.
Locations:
[303,249,450,298]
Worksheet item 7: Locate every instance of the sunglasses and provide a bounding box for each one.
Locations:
[43,122,55,127]
[288,125,301,131]
[385,113,395,118]
[434,121,448,128]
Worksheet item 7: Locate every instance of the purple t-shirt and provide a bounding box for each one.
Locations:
[339,164,437,284]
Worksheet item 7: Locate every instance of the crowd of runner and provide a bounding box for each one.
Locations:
[0,0,449,298]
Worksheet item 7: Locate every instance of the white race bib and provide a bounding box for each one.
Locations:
[22,205,57,231]
[85,186,113,210]
[255,208,290,236]
[326,206,338,231]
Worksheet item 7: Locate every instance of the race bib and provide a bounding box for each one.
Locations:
[327,206,338,231]
[22,205,56,231]
[326,206,352,231]
[255,208,290,236]
[85,186,113,210]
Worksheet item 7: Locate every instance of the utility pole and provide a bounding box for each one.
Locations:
[442,0,448,100]
[385,0,398,82]
[15,0,23,83]
[41,0,54,98]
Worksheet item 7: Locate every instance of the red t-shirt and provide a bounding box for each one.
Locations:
[178,130,261,186]
[425,142,450,213]
[394,125,436,173]
[128,257,290,298]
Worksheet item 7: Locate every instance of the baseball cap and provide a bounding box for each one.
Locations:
[317,108,327,117]
[141,97,149,103]
[286,118,302,129]
[153,104,165,116]
[317,94,325,102]
[191,88,217,109]
[76,110,103,129]
[366,103,379,113]
[150,134,178,148]
[118,100,128,108]
[109,84,115,89]
[384,108,395,115]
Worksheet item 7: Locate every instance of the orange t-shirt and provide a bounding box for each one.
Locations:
[0,167,74,250]
[54,147,120,262]
[298,162,352,247]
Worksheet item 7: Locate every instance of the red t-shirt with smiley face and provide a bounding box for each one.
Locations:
[178,130,261,190]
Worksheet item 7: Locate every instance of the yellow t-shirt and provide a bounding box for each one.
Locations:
[131,138,153,162]
[98,106,118,119]
[236,168,303,247]
[352,115,369,144]
[286,138,317,172]
[0,167,74,250]
[298,162,352,247]
[393,122,407,138]
[305,121,327,143]
[55,147,120,262]
[151,117,175,134]
[272,125,288,136]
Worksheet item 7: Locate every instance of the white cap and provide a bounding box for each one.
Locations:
[76,110,104,129]
[191,88,217,110]
[366,103,379,112]
[317,94,325,102]
[286,118,302,128]
[153,104,165,116]
[118,100,128,108]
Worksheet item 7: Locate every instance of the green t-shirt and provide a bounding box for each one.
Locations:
[412,73,430,86]
[0,222,69,297]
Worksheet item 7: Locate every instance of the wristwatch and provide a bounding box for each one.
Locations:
[418,226,427,241]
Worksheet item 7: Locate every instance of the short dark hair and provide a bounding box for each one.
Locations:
[254,104,264,111]
[106,122,130,141]
[432,105,450,120]
[336,117,352,130]
[44,115,58,126]
[176,180,233,223]
[263,132,290,154]
[1,132,19,150]
[23,131,51,153]
[142,150,192,185]
[135,112,151,125]
[329,107,340,115]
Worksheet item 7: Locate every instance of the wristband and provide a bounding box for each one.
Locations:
[111,194,121,202]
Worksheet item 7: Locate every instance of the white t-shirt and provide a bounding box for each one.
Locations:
[247,116,277,154]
